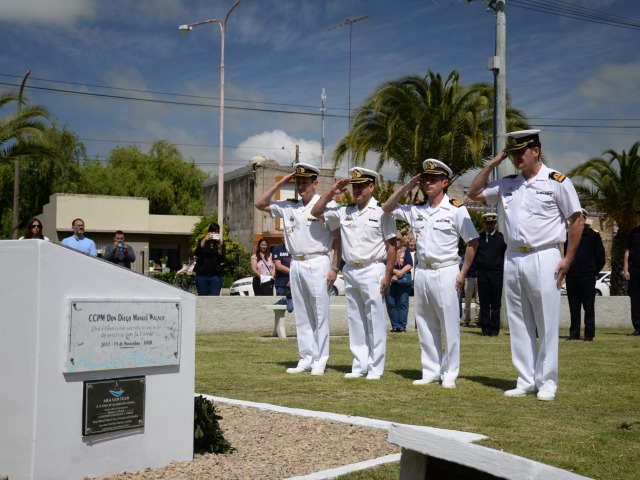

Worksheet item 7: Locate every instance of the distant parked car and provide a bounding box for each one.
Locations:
[561,271,611,297]
[229,274,345,296]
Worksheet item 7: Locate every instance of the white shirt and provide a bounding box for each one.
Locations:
[269,194,337,256]
[324,197,396,264]
[392,194,478,264]
[482,163,582,248]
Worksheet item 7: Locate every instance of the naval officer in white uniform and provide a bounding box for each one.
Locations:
[468,130,583,401]
[255,163,342,376]
[383,159,479,389]
[311,167,397,380]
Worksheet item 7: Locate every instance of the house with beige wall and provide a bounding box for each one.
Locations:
[37,194,201,274]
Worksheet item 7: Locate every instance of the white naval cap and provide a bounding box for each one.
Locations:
[348,167,379,184]
[293,162,320,177]
[482,213,498,222]
[506,129,541,152]
[422,158,452,178]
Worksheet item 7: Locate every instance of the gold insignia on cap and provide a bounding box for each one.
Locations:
[425,161,436,171]
[296,166,305,174]
[351,169,362,179]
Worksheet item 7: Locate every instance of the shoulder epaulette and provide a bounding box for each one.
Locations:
[592,228,600,233]
[287,197,297,202]
[503,174,518,179]
[549,172,566,183]
[449,198,464,208]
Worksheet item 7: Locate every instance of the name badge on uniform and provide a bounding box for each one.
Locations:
[345,215,353,221]
[289,217,294,222]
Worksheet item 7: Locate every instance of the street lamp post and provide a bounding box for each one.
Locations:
[12,70,31,239]
[179,0,242,230]
[327,14,371,172]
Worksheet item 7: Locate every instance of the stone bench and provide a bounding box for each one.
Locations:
[264,304,347,339]
[388,423,591,480]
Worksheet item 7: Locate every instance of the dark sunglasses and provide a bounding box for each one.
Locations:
[31,224,42,229]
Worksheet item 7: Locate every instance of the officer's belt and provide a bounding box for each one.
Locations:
[291,253,327,261]
[345,259,382,269]
[418,260,458,270]
[508,243,562,254]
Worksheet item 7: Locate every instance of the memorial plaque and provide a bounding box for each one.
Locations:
[65,299,182,373]
[83,376,145,436]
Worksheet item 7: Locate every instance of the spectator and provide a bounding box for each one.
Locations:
[194,223,226,296]
[565,209,606,341]
[103,231,136,269]
[272,240,292,297]
[251,238,274,296]
[623,209,640,336]
[61,218,97,256]
[386,235,413,333]
[20,217,49,241]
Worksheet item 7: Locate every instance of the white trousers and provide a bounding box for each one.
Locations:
[290,255,331,371]
[343,262,388,376]
[414,264,460,382]
[504,247,561,394]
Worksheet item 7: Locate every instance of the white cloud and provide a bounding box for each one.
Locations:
[2,0,96,27]
[577,61,640,113]
[234,129,322,166]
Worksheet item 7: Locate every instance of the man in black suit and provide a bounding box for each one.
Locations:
[565,209,606,341]
[475,213,507,336]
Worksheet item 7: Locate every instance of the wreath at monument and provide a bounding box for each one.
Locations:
[194,395,235,454]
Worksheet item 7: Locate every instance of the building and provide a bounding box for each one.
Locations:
[38,193,201,274]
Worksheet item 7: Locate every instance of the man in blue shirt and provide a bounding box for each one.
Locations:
[61,218,97,256]
[272,240,292,296]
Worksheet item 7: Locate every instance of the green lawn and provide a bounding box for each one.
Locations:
[195,327,640,480]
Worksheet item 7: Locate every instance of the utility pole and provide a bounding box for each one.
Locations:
[320,88,327,168]
[12,70,31,239]
[295,144,300,163]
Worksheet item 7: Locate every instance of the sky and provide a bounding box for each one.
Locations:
[1,0,639,185]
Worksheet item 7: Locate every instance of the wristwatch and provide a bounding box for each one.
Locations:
[331,266,340,273]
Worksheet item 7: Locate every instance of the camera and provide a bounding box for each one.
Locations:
[117,242,125,249]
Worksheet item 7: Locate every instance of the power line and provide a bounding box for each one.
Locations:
[510,0,640,31]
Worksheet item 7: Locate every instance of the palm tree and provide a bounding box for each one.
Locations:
[569,142,640,295]
[0,91,51,237]
[333,70,528,184]
[0,92,50,161]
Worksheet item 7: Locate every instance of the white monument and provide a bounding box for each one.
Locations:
[0,240,196,480]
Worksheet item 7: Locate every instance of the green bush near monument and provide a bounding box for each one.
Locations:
[193,395,235,455]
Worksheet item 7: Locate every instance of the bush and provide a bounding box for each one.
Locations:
[194,395,235,454]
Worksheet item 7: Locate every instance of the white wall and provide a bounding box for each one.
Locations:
[0,241,196,480]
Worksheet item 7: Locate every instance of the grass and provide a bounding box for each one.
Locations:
[195,327,640,480]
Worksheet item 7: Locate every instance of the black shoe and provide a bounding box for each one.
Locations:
[583,337,593,341]
[629,331,640,336]
[400,328,407,333]
[390,328,399,333]
[566,336,580,341]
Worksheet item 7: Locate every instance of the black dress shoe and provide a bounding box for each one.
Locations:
[566,336,580,341]
[630,331,640,336]
[583,337,593,341]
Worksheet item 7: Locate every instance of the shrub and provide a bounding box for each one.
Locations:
[193,395,235,454]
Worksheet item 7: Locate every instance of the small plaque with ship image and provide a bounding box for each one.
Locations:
[83,376,145,436]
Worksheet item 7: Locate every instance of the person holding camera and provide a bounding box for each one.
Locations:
[194,223,226,296]
[103,230,136,268]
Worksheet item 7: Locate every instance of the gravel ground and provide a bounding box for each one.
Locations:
[92,402,399,480]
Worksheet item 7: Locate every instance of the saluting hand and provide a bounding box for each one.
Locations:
[331,178,350,196]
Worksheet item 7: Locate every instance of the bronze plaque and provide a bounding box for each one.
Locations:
[83,376,145,436]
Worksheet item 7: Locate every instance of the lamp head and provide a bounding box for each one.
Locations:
[178,24,193,33]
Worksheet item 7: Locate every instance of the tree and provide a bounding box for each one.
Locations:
[0,92,51,237]
[79,140,208,215]
[333,70,529,182]
[568,142,640,295]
